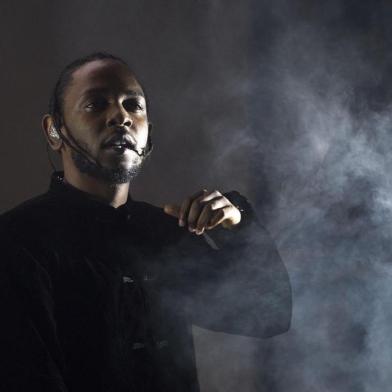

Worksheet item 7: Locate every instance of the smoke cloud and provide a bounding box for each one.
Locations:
[189,1,392,391]
[225,1,392,391]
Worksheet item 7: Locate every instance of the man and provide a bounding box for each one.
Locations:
[0,52,291,391]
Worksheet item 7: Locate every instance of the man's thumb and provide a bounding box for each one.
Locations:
[163,204,180,218]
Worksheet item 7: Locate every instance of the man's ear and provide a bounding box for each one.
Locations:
[42,114,63,152]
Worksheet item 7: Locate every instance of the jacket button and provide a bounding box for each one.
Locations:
[156,340,169,350]
[123,276,135,283]
[132,342,146,350]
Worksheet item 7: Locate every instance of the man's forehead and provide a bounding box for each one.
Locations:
[70,59,144,96]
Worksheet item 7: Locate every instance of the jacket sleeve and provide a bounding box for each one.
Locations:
[0,237,68,391]
[165,192,292,339]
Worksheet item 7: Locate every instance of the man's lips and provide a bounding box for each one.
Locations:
[103,141,133,149]
[102,135,137,151]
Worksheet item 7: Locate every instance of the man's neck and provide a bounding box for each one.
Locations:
[63,170,130,208]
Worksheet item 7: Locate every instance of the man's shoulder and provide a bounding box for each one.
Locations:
[0,191,59,238]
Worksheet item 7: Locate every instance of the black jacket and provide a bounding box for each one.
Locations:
[0,172,291,392]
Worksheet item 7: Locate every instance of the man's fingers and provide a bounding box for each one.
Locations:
[199,190,222,203]
[163,204,180,218]
[188,190,222,231]
[179,190,206,227]
[207,205,234,229]
[183,190,208,229]
[187,192,210,231]
[195,197,228,235]
[168,190,238,233]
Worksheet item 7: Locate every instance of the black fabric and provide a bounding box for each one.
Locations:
[0,172,291,391]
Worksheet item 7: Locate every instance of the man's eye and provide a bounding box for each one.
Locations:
[123,99,144,112]
[85,98,107,111]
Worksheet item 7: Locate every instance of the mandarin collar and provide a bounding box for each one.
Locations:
[48,171,134,223]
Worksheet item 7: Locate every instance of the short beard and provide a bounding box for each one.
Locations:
[71,149,143,185]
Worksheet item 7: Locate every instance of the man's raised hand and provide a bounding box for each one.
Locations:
[163,189,241,235]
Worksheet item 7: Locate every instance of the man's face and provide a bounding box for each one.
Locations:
[61,59,149,184]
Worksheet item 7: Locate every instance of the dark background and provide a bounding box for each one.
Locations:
[2,1,392,391]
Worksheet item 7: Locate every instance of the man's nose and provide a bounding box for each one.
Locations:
[107,103,132,128]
